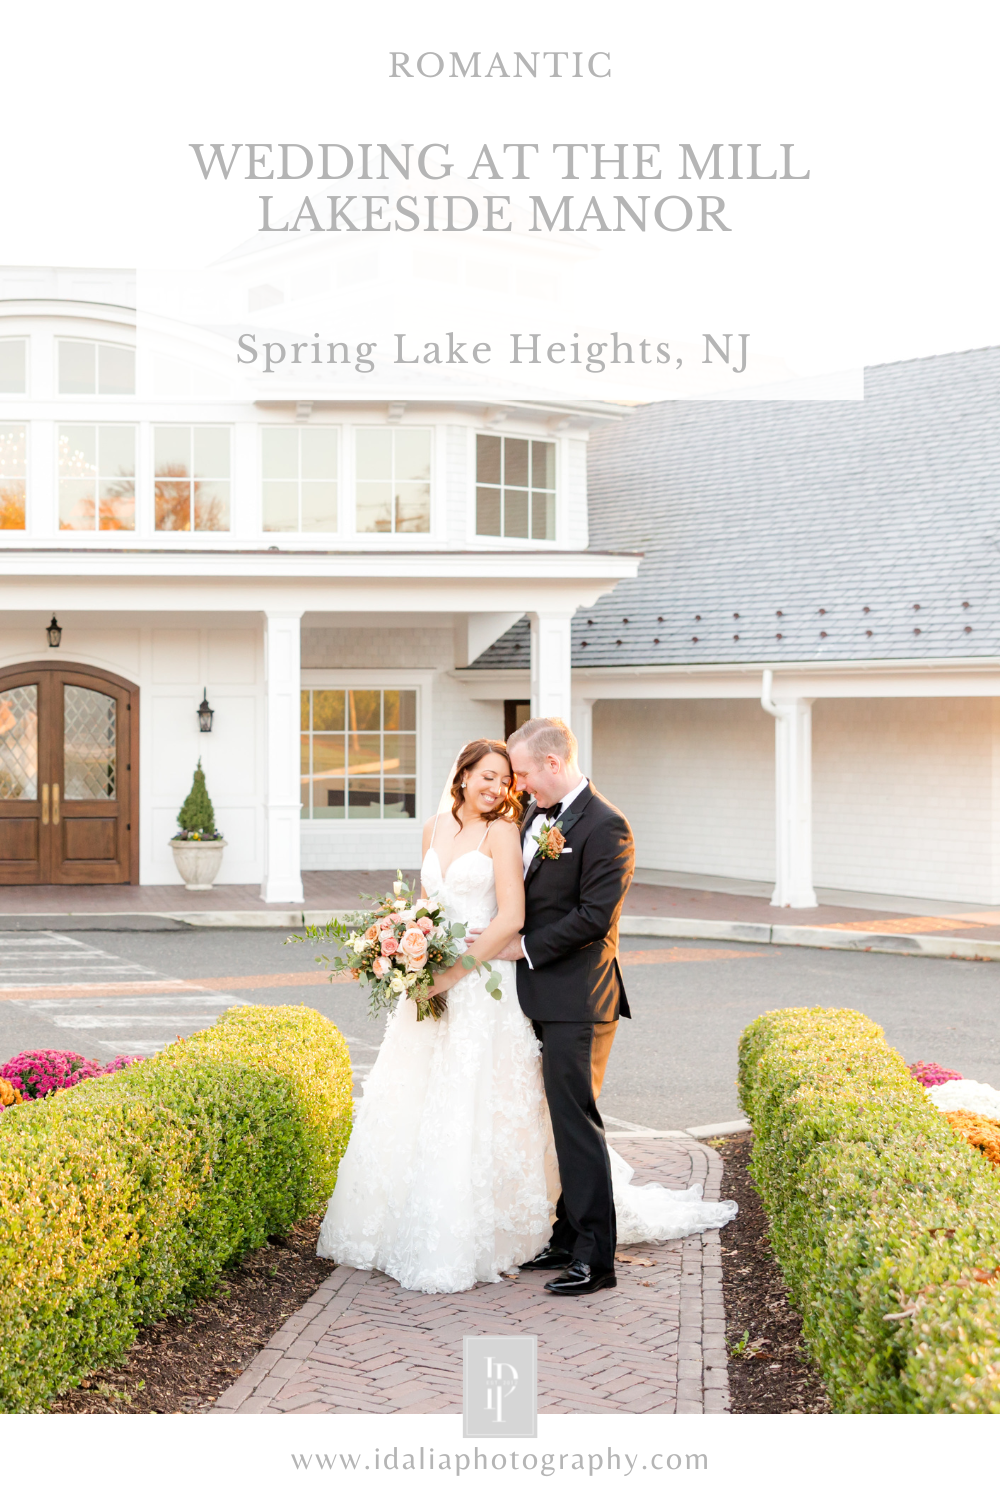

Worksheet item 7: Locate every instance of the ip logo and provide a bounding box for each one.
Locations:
[463,1335,537,1439]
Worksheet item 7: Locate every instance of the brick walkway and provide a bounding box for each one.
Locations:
[212,1137,728,1417]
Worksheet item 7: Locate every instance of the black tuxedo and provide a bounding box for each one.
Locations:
[515,782,635,1274]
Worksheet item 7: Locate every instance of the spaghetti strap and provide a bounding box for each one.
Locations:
[430,810,441,849]
[475,823,490,852]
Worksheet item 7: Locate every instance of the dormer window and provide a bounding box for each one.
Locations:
[58,339,135,396]
[58,425,135,531]
[262,426,338,532]
[355,428,431,534]
[0,425,26,530]
[476,434,555,539]
[154,425,230,532]
[0,339,26,394]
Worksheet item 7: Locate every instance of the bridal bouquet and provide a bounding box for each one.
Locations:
[302,872,503,1022]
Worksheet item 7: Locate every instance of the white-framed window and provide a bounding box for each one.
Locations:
[355,427,431,534]
[262,426,338,532]
[0,424,26,531]
[58,424,136,532]
[57,339,135,396]
[0,339,27,395]
[300,687,417,820]
[154,425,230,532]
[476,433,556,539]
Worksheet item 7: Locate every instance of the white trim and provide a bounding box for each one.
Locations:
[0,549,637,581]
[458,661,1000,702]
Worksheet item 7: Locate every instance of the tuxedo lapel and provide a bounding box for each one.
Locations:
[524,783,595,888]
[553,782,594,843]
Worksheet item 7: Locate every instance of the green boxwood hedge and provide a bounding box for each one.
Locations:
[0,1004,353,1412]
[738,1007,1000,1412]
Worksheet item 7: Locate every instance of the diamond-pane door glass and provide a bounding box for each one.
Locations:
[63,686,116,800]
[0,685,38,799]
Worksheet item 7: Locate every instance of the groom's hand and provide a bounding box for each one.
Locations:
[495,937,526,962]
[466,927,524,963]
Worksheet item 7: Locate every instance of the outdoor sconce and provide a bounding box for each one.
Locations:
[46,616,63,648]
[197,689,214,733]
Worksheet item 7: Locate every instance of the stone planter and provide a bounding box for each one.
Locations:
[169,838,227,891]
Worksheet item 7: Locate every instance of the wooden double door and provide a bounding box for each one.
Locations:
[0,662,138,884]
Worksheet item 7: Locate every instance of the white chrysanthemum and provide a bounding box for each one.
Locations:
[927,1078,1000,1121]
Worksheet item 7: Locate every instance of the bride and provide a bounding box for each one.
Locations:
[317,738,736,1295]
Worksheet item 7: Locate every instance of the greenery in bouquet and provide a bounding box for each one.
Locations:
[297,871,504,1023]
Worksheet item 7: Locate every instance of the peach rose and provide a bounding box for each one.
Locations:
[373,955,392,979]
[365,924,379,942]
[398,926,429,969]
[417,916,434,934]
[380,934,399,955]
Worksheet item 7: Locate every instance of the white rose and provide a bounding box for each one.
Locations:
[390,974,406,994]
[394,899,408,911]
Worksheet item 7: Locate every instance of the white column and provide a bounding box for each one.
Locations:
[261,610,304,904]
[571,697,595,776]
[528,611,573,724]
[761,672,817,908]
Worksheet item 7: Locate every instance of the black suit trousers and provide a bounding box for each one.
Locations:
[533,1020,616,1271]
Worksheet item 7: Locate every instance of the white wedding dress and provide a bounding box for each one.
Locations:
[317,841,737,1294]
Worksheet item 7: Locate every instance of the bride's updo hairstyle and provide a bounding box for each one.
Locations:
[450,739,522,828]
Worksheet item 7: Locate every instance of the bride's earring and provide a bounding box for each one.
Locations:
[461,782,467,789]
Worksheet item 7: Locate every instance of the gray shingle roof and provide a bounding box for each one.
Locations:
[471,345,1000,669]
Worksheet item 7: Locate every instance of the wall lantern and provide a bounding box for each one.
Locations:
[197,689,214,733]
[46,616,63,648]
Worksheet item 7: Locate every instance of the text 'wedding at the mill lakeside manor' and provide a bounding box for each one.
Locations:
[1,263,999,911]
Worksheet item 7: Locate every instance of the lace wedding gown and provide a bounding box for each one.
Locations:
[317,843,737,1294]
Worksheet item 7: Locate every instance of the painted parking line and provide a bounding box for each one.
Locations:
[0,946,764,1004]
[0,932,253,1056]
[0,935,379,1086]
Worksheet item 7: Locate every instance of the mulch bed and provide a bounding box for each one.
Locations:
[716,1133,830,1413]
[48,1214,329,1414]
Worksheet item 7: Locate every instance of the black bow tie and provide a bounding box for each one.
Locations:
[533,801,562,820]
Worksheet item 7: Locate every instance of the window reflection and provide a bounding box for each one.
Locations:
[300,688,417,819]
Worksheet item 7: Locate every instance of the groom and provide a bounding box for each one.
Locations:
[498,716,635,1296]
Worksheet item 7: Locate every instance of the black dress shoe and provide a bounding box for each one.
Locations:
[519,1245,575,1272]
[544,1260,617,1296]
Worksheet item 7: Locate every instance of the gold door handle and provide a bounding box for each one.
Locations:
[52,784,60,825]
[41,783,49,824]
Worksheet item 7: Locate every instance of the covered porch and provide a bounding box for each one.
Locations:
[0,547,638,900]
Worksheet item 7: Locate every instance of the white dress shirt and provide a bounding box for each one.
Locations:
[521,776,589,966]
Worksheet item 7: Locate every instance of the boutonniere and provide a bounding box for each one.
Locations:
[533,819,566,860]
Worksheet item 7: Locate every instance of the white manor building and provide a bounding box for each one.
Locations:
[1,265,999,907]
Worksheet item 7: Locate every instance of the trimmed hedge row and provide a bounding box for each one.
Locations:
[0,1005,353,1412]
[738,1007,1000,1413]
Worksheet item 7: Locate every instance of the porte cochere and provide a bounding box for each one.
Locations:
[0,663,138,885]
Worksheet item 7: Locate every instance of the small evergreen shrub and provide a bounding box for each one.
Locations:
[738,1007,1000,1413]
[174,758,220,839]
[0,1005,353,1412]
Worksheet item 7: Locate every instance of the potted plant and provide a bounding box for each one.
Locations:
[169,759,227,890]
